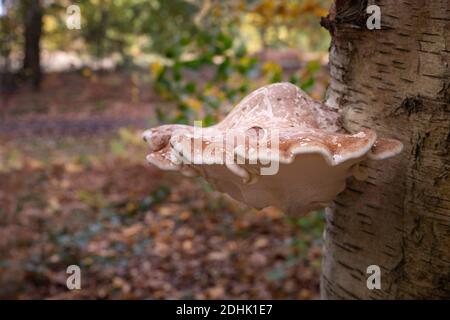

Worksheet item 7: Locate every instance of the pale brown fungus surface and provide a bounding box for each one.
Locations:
[144,83,403,215]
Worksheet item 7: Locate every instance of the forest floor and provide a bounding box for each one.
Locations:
[0,70,325,299]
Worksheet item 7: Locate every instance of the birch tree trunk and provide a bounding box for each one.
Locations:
[320,0,450,299]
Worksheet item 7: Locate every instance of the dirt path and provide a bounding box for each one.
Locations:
[0,116,148,137]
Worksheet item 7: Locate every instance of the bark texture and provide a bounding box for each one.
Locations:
[321,0,450,299]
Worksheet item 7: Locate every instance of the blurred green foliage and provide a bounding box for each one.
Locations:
[152,30,259,125]
[147,0,331,124]
[1,0,330,122]
[75,0,200,59]
[152,39,324,124]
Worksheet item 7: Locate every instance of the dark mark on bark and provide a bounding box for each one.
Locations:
[411,215,424,245]
[411,132,429,168]
[392,96,424,116]
[321,0,369,35]
[437,81,450,102]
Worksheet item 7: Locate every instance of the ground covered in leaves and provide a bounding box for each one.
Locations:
[0,71,324,299]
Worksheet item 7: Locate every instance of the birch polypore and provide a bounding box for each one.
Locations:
[144,83,403,214]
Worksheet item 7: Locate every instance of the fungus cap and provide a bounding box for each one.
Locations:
[143,83,403,214]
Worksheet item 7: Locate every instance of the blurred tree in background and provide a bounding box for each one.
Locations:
[22,0,43,89]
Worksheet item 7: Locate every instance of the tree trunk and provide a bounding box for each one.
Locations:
[22,0,42,90]
[320,0,449,299]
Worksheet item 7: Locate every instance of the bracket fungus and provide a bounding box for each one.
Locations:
[143,83,403,215]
